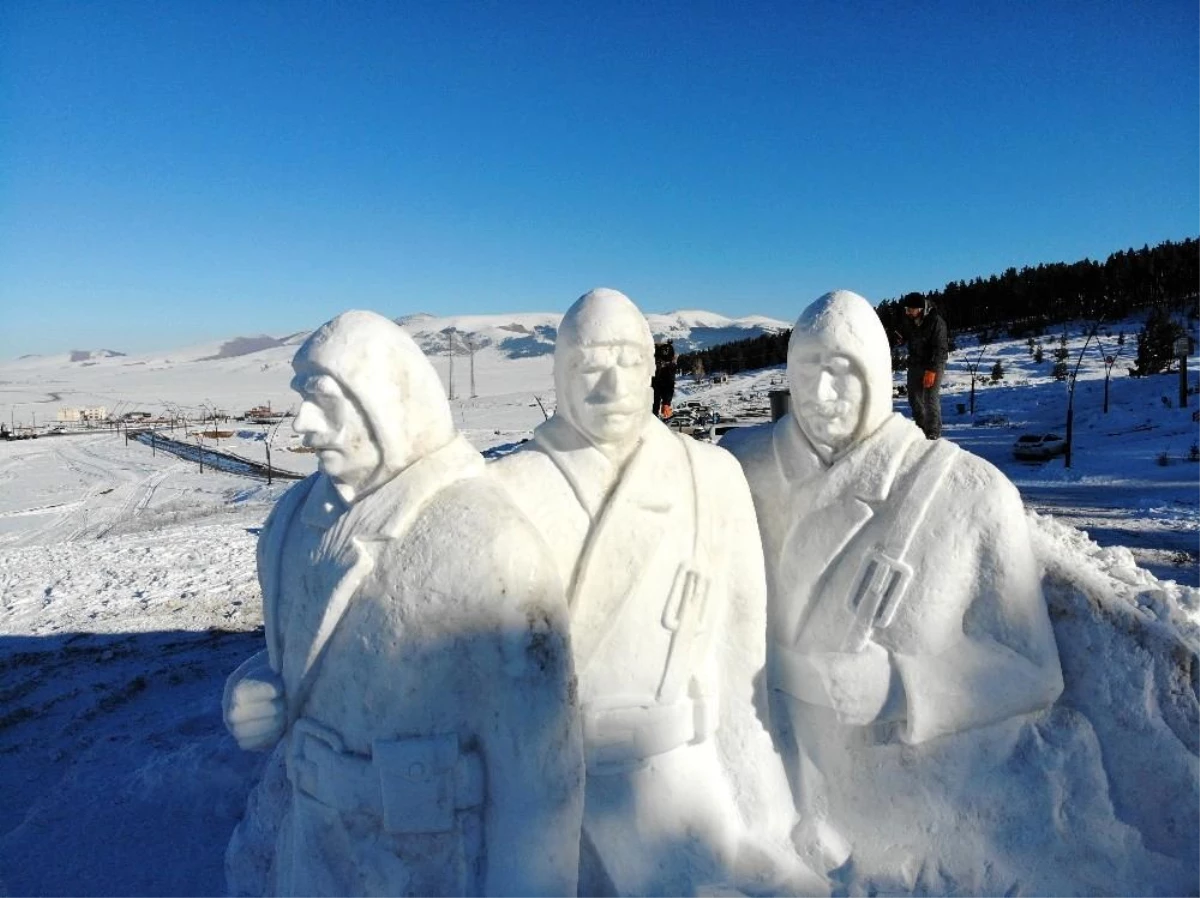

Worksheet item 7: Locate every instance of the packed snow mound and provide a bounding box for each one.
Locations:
[1030,512,1199,865]
[810,510,1198,897]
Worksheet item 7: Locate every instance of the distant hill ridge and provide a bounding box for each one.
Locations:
[392,309,789,360]
[17,308,787,367]
[69,349,126,362]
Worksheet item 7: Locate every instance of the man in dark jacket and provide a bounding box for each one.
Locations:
[652,340,677,418]
[898,294,948,439]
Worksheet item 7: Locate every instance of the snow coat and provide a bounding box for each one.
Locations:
[251,435,584,896]
[730,413,1063,741]
[725,411,1064,866]
[492,414,819,896]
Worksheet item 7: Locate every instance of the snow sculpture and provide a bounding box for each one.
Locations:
[222,310,584,896]
[723,290,1065,878]
[490,288,824,896]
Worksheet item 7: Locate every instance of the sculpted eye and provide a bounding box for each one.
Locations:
[828,356,853,375]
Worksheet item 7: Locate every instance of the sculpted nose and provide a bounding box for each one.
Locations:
[816,371,837,402]
[594,366,621,399]
[293,402,317,434]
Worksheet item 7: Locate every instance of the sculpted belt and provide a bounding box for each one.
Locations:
[286,717,484,835]
[583,697,710,772]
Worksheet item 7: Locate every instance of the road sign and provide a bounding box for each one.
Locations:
[1175,337,1190,356]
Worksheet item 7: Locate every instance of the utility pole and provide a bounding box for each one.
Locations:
[467,335,477,399]
[265,419,284,486]
[447,328,457,401]
[205,399,220,443]
[1176,336,1190,409]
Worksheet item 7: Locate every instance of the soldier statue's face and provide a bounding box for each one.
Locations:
[560,341,653,449]
[291,372,382,490]
[791,349,866,456]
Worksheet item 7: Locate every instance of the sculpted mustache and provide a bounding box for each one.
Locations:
[800,400,850,417]
[585,401,644,413]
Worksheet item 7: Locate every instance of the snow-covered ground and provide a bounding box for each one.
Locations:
[0,310,1196,895]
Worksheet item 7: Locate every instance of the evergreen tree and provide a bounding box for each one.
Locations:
[990,360,1005,382]
[1034,344,1045,364]
[880,237,1197,337]
[1052,360,1069,381]
[1131,306,1186,376]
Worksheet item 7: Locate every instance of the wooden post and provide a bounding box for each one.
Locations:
[1176,337,1189,409]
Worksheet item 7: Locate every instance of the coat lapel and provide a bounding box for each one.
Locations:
[566,421,683,674]
[259,474,319,671]
[285,496,377,722]
[284,436,484,721]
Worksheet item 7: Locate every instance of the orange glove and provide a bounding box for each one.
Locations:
[922,370,937,389]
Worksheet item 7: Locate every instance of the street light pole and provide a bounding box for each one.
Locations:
[1064,322,1101,469]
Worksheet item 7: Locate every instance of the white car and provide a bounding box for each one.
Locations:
[1012,432,1067,461]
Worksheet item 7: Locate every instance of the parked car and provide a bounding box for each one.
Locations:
[1012,432,1066,461]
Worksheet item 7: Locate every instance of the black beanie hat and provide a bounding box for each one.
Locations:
[903,293,925,309]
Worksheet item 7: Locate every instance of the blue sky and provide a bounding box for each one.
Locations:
[1,1,1196,357]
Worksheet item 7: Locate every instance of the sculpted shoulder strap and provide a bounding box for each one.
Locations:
[655,436,712,704]
[841,438,958,652]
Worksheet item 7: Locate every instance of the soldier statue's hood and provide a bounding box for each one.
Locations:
[553,287,655,439]
[293,310,454,482]
[556,288,653,355]
[788,290,894,445]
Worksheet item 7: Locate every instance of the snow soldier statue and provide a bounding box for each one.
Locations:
[222,310,584,896]
[724,291,1064,881]
[491,289,823,896]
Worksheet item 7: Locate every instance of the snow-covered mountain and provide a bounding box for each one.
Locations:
[0,309,788,419]
[395,309,788,359]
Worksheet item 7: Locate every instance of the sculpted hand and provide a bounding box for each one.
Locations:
[922,370,937,389]
[223,652,287,751]
[792,642,895,727]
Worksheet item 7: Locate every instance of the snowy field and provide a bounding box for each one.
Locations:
[0,312,1197,895]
